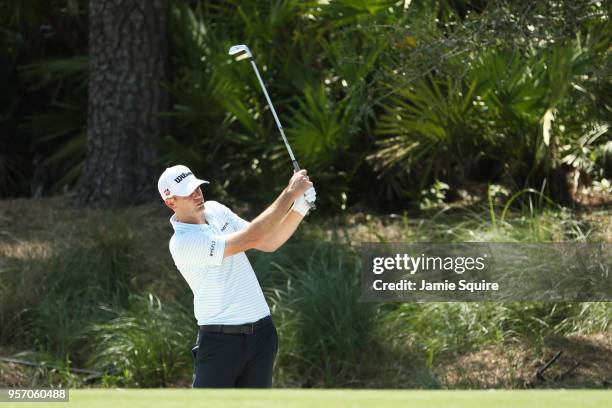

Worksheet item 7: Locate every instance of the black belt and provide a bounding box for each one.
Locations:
[199,315,272,335]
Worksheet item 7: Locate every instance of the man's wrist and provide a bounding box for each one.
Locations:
[292,196,310,216]
[291,210,308,217]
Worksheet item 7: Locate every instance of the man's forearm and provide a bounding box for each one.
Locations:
[260,209,304,251]
[246,188,294,245]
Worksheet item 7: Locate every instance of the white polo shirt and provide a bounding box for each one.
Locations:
[168,201,270,325]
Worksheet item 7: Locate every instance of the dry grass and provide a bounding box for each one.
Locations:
[0,360,28,388]
[0,345,27,387]
[0,195,185,301]
[435,333,612,389]
[0,239,53,260]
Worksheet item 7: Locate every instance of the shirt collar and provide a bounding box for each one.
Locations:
[170,213,211,231]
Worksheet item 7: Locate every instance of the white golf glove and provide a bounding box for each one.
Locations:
[292,187,316,216]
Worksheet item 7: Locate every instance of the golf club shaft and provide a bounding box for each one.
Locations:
[248,59,315,210]
[249,60,300,173]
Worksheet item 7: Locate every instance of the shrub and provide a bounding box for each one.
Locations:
[87,294,195,387]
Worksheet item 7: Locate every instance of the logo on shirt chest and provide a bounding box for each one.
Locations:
[220,222,229,232]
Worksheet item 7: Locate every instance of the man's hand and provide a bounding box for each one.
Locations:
[292,187,316,216]
[286,170,313,200]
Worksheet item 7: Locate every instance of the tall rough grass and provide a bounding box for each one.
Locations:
[264,242,383,387]
[87,294,194,387]
[0,217,135,363]
[0,199,609,388]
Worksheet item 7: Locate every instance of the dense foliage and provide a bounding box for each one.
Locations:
[0,0,609,211]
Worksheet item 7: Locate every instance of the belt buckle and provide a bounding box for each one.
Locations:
[242,323,254,335]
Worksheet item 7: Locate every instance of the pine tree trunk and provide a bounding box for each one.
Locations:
[80,0,168,207]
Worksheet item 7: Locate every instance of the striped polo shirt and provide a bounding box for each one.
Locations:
[168,201,270,325]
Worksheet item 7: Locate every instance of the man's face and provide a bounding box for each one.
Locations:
[166,186,205,215]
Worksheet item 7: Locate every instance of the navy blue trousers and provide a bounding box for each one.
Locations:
[191,317,278,388]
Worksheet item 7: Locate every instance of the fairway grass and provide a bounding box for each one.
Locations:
[4,389,611,408]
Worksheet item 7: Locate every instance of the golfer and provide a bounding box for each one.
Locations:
[158,165,316,388]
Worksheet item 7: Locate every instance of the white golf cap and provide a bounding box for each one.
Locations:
[157,165,209,200]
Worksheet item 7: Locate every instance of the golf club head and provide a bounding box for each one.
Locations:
[228,44,252,61]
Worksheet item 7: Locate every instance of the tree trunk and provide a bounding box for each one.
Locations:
[80,0,168,207]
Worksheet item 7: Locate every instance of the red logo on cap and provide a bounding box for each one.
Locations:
[164,188,171,196]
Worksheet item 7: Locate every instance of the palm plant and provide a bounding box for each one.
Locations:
[20,56,88,193]
[371,73,489,198]
[164,1,295,204]
[163,0,398,210]
[0,0,87,196]
[369,0,611,203]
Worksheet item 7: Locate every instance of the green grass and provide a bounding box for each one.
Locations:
[8,389,612,408]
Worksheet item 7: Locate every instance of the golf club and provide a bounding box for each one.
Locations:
[228,44,315,210]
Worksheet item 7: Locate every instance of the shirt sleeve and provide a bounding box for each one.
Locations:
[170,231,226,268]
[230,211,250,231]
[218,203,250,231]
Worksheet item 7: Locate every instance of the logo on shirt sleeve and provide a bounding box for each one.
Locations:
[209,241,216,257]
